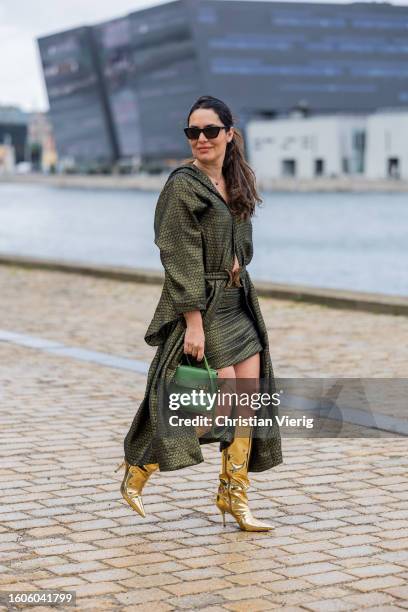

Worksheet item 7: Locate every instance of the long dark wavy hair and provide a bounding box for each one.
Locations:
[186,95,262,220]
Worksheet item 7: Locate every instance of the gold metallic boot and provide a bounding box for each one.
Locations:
[215,433,274,532]
[114,459,159,518]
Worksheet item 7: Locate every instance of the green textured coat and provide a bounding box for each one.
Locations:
[124,162,283,472]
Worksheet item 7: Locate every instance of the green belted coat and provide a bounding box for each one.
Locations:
[124,162,283,472]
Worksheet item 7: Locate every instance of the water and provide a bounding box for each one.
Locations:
[0,183,406,296]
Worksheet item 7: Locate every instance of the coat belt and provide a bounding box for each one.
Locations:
[204,267,247,287]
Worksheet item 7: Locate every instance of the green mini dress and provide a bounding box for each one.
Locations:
[204,284,263,370]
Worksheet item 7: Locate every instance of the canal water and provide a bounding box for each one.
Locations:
[0,182,406,296]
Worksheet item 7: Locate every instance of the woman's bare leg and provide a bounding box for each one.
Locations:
[233,352,260,379]
[234,352,261,427]
[215,365,236,420]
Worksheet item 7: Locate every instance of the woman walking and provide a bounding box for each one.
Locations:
[116,95,282,532]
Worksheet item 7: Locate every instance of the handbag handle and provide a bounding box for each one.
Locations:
[185,353,217,394]
[185,353,210,371]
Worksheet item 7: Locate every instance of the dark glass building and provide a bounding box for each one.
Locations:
[38,0,408,165]
[37,26,117,165]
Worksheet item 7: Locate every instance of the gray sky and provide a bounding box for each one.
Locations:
[1,0,407,112]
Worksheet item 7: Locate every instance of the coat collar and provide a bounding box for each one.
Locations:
[166,162,229,207]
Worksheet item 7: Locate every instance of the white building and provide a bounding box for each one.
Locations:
[365,109,408,180]
[246,114,366,186]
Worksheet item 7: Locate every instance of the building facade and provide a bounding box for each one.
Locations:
[38,0,408,166]
[28,112,58,172]
[365,109,408,180]
[0,106,28,164]
[37,26,117,167]
[247,114,366,183]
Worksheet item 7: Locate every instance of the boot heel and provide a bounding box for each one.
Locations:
[114,460,125,473]
[220,510,226,527]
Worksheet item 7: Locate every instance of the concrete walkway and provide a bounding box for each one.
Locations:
[1,265,407,611]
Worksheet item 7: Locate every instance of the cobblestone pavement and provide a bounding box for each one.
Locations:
[1,266,408,611]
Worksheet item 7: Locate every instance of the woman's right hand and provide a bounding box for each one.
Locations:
[182,310,205,362]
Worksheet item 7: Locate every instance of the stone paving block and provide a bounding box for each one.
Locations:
[220,585,276,601]
[80,568,135,582]
[224,570,283,586]
[167,591,226,609]
[66,547,129,562]
[145,530,191,541]
[32,543,96,556]
[94,535,144,549]
[350,575,406,592]
[128,540,177,553]
[253,536,299,549]
[277,552,335,567]
[222,559,282,575]
[114,587,169,605]
[181,553,246,569]
[74,580,126,598]
[303,571,358,586]
[25,526,70,538]
[376,538,408,551]
[173,566,229,581]
[264,589,336,609]
[1,518,55,530]
[168,545,218,559]
[327,545,382,558]
[75,596,121,610]
[35,576,87,589]
[341,591,398,608]
[68,529,119,543]
[0,571,48,586]
[0,512,31,522]
[119,573,181,589]
[122,603,173,612]
[47,560,106,575]
[345,563,406,578]
[135,560,187,576]
[381,528,408,539]
[364,607,408,611]
[0,551,32,563]
[56,512,97,524]
[223,600,280,611]
[278,541,337,554]
[383,584,408,600]
[163,577,230,597]
[276,562,341,578]
[177,534,239,547]
[263,578,313,593]
[331,534,380,546]
[377,550,408,565]
[8,556,66,571]
[29,507,74,518]
[302,519,350,531]
[105,552,170,568]
[303,599,358,611]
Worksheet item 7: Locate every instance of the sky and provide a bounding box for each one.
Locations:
[1,0,407,112]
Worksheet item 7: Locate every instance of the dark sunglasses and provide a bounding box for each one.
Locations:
[184,125,229,140]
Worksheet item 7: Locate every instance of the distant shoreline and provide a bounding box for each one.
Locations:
[0,254,407,315]
[2,173,408,193]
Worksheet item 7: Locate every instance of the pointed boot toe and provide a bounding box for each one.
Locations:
[116,459,158,518]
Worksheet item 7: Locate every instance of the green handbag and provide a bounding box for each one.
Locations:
[169,353,218,416]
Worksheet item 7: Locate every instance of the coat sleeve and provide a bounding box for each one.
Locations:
[154,174,207,315]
